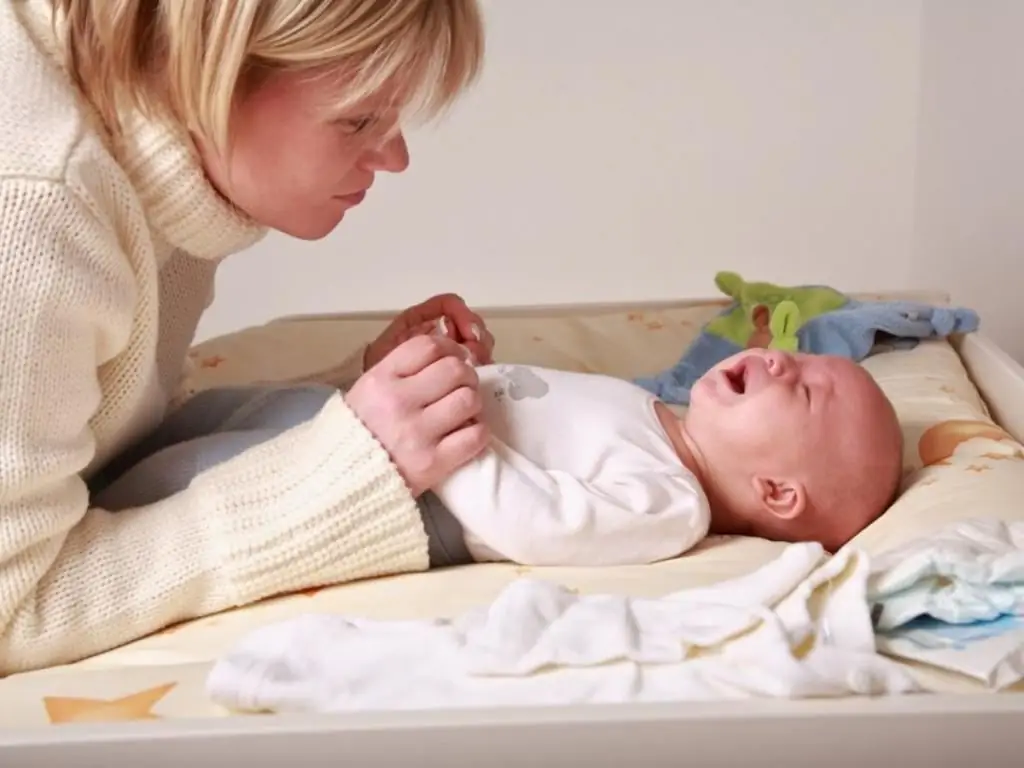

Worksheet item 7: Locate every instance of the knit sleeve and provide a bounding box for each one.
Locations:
[0,178,428,674]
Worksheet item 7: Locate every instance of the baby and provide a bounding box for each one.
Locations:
[425,347,904,566]
[90,347,903,568]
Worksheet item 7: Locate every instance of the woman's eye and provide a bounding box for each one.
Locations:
[340,116,375,134]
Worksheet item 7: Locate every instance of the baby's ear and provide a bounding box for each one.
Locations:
[752,476,806,520]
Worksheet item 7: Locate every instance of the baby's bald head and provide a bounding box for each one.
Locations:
[682,349,903,550]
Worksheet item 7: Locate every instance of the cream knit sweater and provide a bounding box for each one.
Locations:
[0,1,429,674]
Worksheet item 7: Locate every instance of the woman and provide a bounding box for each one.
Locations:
[0,0,490,673]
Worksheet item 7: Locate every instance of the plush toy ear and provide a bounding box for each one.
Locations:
[714,271,744,300]
[769,300,802,351]
[752,476,807,520]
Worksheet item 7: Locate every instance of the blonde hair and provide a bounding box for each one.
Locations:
[51,0,484,152]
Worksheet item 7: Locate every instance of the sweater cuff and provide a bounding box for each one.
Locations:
[195,391,428,606]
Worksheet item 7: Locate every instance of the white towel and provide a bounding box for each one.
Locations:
[206,542,918,714]
[867,518,1024,689]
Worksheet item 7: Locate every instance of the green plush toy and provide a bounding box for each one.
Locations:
[768,300,801,351]
[704,271,848,350]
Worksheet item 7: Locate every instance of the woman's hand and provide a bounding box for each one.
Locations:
[345,334,489,497]
[364,293,494,370]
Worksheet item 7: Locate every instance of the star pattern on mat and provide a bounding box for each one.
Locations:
[982,451,1024,461]
[966,463,991,474]
[43,683,176,724]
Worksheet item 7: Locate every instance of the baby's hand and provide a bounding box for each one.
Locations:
[364,294,494,370]
[375,316,479,365]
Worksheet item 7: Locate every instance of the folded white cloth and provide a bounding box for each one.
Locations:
[206,542,918,714]
[867,518,1024,689]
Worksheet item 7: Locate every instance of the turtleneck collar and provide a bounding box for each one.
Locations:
[15,0,267,262]
[113,115,267,261]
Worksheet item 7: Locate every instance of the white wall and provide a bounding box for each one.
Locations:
[912,0,1024,360]
[198,0,1023,361]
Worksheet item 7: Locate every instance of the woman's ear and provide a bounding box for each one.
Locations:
[751,476,807,521]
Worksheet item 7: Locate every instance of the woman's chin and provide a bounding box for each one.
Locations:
[274,211,349,241]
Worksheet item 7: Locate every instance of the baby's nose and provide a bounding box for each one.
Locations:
[764,350,796,378]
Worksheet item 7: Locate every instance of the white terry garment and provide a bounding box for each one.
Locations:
[435,364,710,567]
[867,518,1024,689]
[205,543,919,714]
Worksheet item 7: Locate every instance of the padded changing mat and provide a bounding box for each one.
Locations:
[2,291,1022,727]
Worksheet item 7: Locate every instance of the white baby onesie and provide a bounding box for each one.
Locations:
[433,364,710,566]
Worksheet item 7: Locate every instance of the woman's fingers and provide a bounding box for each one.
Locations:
[406,354,480,409]
[432,420,490,476]
[381,293,494,365]
[383,335,470,378]
[416,294,490,344]
[461,339,490,366]
[445,304,483,343]
[398,293,465,329]
[419,383,483,440]
[349,310,493,496]
[449,311,494,365]
[439,300,490,352]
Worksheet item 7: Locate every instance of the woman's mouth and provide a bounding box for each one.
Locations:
[334,190,367,206]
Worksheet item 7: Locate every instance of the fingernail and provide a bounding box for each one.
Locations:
[470,322,483,342]
[437,316,449,337]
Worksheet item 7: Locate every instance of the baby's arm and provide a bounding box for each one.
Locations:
[433,440,709,567]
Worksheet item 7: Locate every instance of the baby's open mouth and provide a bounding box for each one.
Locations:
[724,361,747,394]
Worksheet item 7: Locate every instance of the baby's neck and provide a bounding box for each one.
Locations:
[652,402,751,537]
[652,402,703,478]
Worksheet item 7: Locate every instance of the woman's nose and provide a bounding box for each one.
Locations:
[363,131,410,174]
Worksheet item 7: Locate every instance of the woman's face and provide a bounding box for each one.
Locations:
[197,70,411,240]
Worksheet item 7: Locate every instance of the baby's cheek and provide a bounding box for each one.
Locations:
[718,416,770,462]
[739,407,811,467]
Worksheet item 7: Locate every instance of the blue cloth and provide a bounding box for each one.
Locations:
[635,298,980,406]
[799,299,978,360]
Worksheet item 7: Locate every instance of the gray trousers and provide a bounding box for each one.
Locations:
[89,385,474,569]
